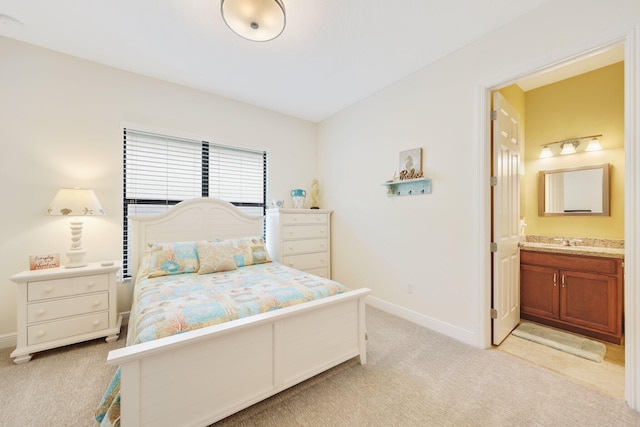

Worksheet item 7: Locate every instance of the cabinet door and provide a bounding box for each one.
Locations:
[560,270,619,334]
[520,265,559,319]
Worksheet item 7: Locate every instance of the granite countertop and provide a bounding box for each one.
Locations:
[520,242,625,259]
[520,235,624,259]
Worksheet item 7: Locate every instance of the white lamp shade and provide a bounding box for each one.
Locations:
[585,137,603,152]
[221,0,285,41]
[47,188,105,216]
[560,141,577,155]
[539,146,553,158]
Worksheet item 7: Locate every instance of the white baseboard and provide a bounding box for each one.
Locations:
[366,296,476,346]
[0,333,16,351]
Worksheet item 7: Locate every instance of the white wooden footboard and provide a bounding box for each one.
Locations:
[107,288,371,427]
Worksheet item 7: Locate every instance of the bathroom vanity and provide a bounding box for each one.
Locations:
[520,243,624,344]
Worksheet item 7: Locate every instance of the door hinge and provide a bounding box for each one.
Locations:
[490,176,498,186]
[490,242,498,252]
[490,110,497,121]
[490,308,498,319]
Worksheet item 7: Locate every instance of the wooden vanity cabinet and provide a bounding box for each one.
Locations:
[520,250,623,344]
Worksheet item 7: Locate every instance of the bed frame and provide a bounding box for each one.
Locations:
[106,198,371,427]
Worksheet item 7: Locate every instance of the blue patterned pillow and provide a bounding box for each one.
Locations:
[146,242,200,277]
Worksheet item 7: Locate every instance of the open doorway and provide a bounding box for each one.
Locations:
[479,28,639,411]
[493,45,625,397]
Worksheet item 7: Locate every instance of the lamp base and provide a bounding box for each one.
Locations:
[65,249,87,268]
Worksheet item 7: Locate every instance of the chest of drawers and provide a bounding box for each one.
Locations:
[266,209,332,278]
[10,261,122,364]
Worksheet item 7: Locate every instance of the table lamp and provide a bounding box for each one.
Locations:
[46,188,105,268]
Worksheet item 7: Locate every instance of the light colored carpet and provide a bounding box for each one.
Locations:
[513,322,607,363]
[1,307,639,427]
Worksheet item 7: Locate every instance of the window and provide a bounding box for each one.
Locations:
[123,128,267,276]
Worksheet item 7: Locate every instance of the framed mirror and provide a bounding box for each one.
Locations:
[538,163,610,216]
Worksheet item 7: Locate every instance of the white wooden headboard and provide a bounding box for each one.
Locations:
[128,198,264,281]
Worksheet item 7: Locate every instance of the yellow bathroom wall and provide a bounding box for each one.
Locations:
[523,62,624,238]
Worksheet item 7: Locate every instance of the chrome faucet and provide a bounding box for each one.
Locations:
[554,238,569,246]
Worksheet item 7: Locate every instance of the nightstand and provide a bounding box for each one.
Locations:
[9,261,122,364]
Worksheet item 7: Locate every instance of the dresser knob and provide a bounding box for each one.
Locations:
[93,300,101,307]
[44,287,53,293]
[87,282,96,288]
[37,309,45,315]
[37,331,45,337]
[93,320,100,326]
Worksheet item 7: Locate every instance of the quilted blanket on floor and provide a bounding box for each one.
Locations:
[95,262,348,426]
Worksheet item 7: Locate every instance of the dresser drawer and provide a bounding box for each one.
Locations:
[282,238,328,255]
[282,213,327,225]
[282,225,328,240]
[27,312,109,346]
[28,292,109,323]
[282,253,329,271]
[305,267,329,278]
[28,274,109,302]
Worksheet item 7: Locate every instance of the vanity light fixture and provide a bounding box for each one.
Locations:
[585,137,603,152]
[221,0,286,42]
[538,134,603,158]
[560,140,579,155]
[539,146,553,158]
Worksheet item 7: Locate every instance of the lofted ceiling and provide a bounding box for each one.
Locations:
[0,0,584,122]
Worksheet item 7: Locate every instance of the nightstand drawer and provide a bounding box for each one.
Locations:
[282,253,329,271]
[282,213,327,225]
[282,238,328,255]
[282,225,327,240]
[28,274,108,301]
[28,312,109,346]
[28,293,109,323]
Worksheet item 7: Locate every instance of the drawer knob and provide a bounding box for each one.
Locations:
[37,309,45,315]
[93,320,101,326]
[44,287,53,293]
[93,300,101,307]
[37,331,45,337]
[87,282,96,288]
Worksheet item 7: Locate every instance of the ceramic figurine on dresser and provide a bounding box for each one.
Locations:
[291,188,306,209]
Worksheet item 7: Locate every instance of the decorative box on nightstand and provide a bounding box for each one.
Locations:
[266,209,332,278]
[9,261,122,364]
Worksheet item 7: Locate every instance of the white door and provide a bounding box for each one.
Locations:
[492,92,521,345]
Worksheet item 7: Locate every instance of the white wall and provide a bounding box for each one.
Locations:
[0,37,318,341]
[318,0,640,346]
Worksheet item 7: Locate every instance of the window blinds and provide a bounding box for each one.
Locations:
[122,128,267,276]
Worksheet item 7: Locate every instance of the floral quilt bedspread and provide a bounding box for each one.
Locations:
[95,262,348,426]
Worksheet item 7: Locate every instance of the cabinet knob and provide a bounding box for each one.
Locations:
[37,331,45,337]
[37,309,45,316]
[93,320,101,326]
[87,282,96,288]
[44,287,53,293]
[93,300,101,307]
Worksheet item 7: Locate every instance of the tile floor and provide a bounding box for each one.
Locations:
[496,324,625,398]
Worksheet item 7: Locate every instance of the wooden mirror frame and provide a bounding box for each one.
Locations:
[538,163,610,216]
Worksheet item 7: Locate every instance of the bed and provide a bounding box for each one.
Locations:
[97,198,371,427]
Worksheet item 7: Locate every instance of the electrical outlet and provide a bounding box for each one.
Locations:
[407,282,414,294]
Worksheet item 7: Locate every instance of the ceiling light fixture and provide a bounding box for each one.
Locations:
[221,0,286,42]
[538,134,603,158]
